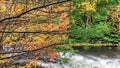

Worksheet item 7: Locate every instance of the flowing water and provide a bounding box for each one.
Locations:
[38,46,120,68]
[2,46,120,68]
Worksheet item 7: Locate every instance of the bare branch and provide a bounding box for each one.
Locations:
[0,42,65,60]
[0,31,70,34]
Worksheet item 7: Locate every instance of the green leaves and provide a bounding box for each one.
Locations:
[51,18,64,24]
[89,8,108,23]
[69,0,119,43]
[31,16,49,22]
[69,22,114,43]
[107,0,119,6]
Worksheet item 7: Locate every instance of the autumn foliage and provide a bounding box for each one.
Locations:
[0,0,119,67]
[0,0,71,67]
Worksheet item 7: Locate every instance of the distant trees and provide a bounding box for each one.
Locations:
[69,0,119,44]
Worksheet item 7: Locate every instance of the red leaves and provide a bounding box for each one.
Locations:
[48,52,59,58]
[48,52,59,62]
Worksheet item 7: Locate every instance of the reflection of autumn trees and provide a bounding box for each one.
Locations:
[0,0,71,67]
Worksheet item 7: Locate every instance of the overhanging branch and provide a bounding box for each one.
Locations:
[0,0,71,23]
[0,31,70,34]
[0,42,65,60]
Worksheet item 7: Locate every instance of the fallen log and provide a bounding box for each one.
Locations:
[70,43,119,47]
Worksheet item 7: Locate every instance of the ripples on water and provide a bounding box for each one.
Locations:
[2,46,120,68]
[38,47,120,68]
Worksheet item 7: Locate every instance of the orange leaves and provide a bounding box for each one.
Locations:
[58,23,68,31]
[0,1,70,53]
[48,52,59,62]
[37,42,43,47]
[0,1,72,67]
[45,24,53,31]
[60,12,68,19]
[59,12,69,31]
[58,19,70,31]
[55,6,65,12]
[26,42,36,50]
[48,52,59,58]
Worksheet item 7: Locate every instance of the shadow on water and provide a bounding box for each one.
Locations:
[72,46,120,59]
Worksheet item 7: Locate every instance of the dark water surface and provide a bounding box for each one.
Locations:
[37,46,120,68]
[73,46,120,59]
[2,45,120,68]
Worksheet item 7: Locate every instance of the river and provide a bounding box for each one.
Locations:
[38,46,120,68]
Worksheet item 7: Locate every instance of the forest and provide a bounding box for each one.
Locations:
[0,0,119,68]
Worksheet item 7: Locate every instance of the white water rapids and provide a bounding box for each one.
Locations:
[2,45,120,68]
[38,52,120,68]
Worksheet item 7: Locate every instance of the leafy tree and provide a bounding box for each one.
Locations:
[69,0,119,44]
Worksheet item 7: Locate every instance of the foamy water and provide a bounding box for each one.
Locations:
[38,53,120,68]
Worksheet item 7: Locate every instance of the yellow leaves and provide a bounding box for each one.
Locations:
[8,3,25,15]
[0,1,6,13]
[93,0,101,3]
[15,26,24,31]
[9,65,26,68]
[3,34,18,45]
[0,59,8,64]
[106,0,109,3]
[0,1,26,14]
[41,34,48,39]
[32,61,39,68]
[71,19,76,25]
[0,5,6,13]
[25,61,38,68]
[81,2,90,5]
[10,36,17,41]
[0,1,69,51]
[5,37,11,42]
[25,62,32,68]
[1,61,38,68]
[0,55,10,64]
[33,36,45,43]
[86,4,95,11]
[52,35,62,42]
[79,2,96,11]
